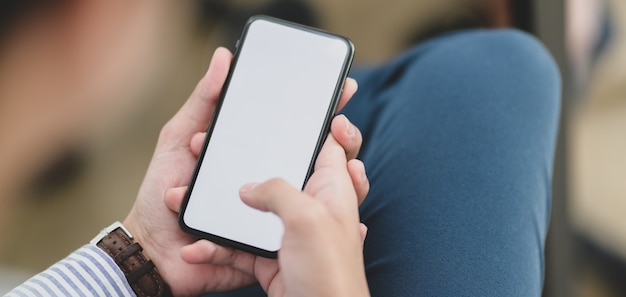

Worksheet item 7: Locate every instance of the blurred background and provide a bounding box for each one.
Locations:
[0,0,624,296]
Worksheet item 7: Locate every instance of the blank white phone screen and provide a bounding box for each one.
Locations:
[182,18,352,253]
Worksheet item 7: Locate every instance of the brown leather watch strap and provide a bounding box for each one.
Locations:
[94,223,172,297]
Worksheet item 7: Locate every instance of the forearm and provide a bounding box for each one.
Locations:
[5,245,135,297]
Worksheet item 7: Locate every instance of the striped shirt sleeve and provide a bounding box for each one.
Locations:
[4,244,136,297]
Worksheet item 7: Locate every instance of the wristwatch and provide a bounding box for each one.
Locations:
[91,221,172,297]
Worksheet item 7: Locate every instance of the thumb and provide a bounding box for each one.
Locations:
[239,178,308,219]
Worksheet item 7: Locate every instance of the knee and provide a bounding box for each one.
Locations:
[466,29,562,121]
[385,29,562,157]
[417,29,559,86]
[470,29,561,87]
[402,29,561,119]
[438,29,557,90]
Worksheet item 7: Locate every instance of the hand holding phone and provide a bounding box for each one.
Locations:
[238,127,370,296]
[124,44,361,296]
[177,114,370,296]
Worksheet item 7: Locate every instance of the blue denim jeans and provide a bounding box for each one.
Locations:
[208,29,561,297]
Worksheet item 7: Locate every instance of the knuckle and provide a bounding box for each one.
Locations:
[265,177,286,186]
[260,178,287,192]
[158,120,177,142]
[285,202,326,230]
[355,127,363,146]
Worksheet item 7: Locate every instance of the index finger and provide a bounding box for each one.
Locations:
[336,78,358,112]
[239,179,312,223]
[169,47,233,135]
[314,132,348,173]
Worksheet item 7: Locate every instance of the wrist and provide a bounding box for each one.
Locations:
[91,221,171,297]
[122,214,153,260]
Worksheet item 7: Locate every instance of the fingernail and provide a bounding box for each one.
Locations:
[345,117,355,137]
[357,162,367,181]
[239,183,259,194]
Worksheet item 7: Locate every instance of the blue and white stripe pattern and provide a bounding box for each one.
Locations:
[4,245,135,297]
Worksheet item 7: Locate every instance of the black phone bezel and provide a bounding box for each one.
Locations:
[178,15,354,259]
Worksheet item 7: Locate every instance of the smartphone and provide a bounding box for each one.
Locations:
[179,16,354,258]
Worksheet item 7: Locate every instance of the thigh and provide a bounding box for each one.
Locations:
[342,29,560,297]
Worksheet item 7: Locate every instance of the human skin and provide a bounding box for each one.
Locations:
[123,47,369,296]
